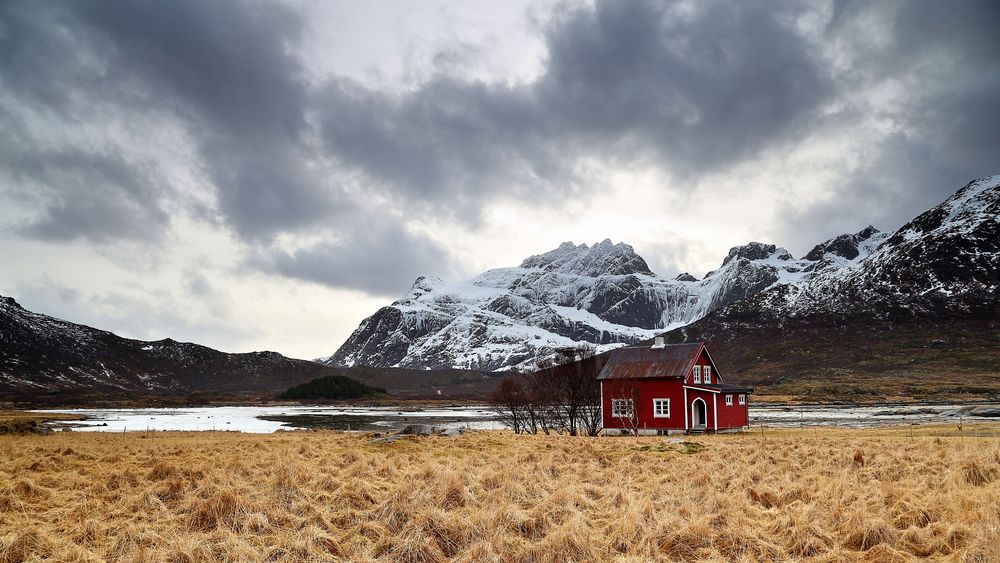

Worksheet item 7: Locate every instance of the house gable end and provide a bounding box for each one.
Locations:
[683,343,724,384]
[701,345,723,383]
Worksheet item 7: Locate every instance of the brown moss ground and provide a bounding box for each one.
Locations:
[1,425,999,561]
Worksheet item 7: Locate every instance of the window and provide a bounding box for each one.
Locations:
[738,394,747,405]
[703,366,712,384]
[725,394,733,406]
[611,399,634,418]
[653,398,670,418]
[692,365,701,384]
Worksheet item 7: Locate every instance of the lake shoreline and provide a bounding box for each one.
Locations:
[17,400,1000,434]
[6,392,1000,411]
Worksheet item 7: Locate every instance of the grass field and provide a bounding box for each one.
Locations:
[2,424,999,561]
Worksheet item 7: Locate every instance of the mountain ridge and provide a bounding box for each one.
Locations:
[323,206,909,372]
[0,295,347,400]
[566,175,1000,401]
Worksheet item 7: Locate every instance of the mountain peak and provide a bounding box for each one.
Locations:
[803,226,884,262]
[856,225,881,239]
[722,242,792,266]
[519,240,653,277]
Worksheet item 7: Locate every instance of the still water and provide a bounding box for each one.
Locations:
[34,403,999,433]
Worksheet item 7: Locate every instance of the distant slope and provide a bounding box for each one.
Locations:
[0,296,357,401]
[665,315,1000,402]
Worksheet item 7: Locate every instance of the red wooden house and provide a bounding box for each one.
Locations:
[598,338,752,435]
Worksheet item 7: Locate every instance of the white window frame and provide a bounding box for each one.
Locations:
[611,398,634,418]
[692,365,701,384]
[738,394,747,405]
[703,366,712,384]
[652,398,670,418]
[725,394,733,406]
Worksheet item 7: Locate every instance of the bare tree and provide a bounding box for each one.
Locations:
[533,345,599,436]
[490,344,605,437]
[489,377,528,434]
[524,371,558,435]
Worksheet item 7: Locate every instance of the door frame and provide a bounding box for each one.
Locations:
[691,397,707,428]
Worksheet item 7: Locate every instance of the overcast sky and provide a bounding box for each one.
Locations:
[1,0,998,359]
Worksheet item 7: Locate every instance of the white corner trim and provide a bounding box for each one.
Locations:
[712,393,718,430]
[683,387,688,430]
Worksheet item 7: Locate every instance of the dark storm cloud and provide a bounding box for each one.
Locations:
[0,2,171,242]
[254,223,459,297]
[315,0,832,213]
[71,0,335,240]
[535,1,830,175]
[0,0,325,241]
[73,0,307,139]
[1,0,998,291]
[778,0,1000,251]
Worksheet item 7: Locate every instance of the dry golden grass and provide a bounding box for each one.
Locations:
[1,424,999,561]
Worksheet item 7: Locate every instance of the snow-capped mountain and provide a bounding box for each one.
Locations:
[324,226,889,372]
[716,175,1000,321]
[0,295,338,399]
[660,175,1000,397]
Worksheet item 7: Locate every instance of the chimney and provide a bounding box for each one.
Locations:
[651,336,665,349]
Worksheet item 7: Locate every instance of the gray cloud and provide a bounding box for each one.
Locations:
[778,0,1000,250]
[0,0,323,242]
[2,142,169,243]
[1,0,998,292]
[535,1,831,175]
[315,1,832,216]
[254,223,459,297]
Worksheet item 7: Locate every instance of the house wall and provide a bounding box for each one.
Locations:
[601,378,685,431]
[715,393,749,429]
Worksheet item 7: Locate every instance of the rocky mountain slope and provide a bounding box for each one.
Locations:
[696,175,999,324]
[324,219,893,372]
[649,175,1000,401]
[0,296,345,401]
